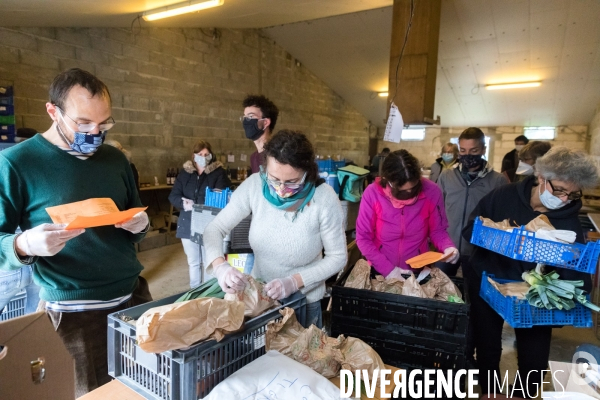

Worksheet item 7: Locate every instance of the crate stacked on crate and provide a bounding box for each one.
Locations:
[331,267,469,372]
[0,85,16,151]
[470,217,600,327]
[0,290,27,321]
[108,291,306,400]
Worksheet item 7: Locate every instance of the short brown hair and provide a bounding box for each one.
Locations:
[519,141,551,163]
[459,127,486,149]
[49,68,111,109]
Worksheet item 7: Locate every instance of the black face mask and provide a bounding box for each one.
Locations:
[391,180,422,200]
[243,118,265,141]
[459,154,485,170]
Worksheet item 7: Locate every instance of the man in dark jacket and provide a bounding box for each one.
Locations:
[241,95,279,174]
[501,134,529,177]
[462,146,597,397]
[169,140,231,288]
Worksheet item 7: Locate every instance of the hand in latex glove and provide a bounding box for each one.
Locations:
[213,261,247,294]
[182,198,194,212]
[16,224,85,257]
[264,276,299,300]
[115,211,149,234]
[386,267,406,281]
[443,247,460,264]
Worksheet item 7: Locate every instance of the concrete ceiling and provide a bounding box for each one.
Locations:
[1,0,599,128]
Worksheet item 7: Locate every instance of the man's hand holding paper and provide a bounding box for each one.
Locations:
[45,198,147,230]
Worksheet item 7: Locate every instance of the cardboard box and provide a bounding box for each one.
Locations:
[0,311,75,400]
[549,360,600,399]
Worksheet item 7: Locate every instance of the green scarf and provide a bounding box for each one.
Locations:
[260,172,316,219]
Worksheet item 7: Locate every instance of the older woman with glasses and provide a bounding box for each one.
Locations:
[356,149,458,279]
[203,130,346,328]
[462,146,598,398]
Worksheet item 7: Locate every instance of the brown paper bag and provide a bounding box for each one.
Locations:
[224,275,279,318]
[334,336,386,375]
[289,325,342,378]
[488,277,529,299]
[344,259,372,290]
[525,214,555,232]
[136,297,245,353]
[265,307,305,356]
[401,274,429,298]
[480,216,515,230]
[371,275,404,294]
[422,267,463,301]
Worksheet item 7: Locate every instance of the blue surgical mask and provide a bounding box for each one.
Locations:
[57,112,106,154]
[194,154,212,168]
[539,180,569,210]
[441,153,455,163]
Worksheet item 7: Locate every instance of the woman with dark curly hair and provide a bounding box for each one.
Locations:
[356,149,458,279]
[203,130,347,328]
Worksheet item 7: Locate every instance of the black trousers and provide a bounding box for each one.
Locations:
[464,265,552,398]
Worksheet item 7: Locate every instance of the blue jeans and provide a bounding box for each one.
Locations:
[304,301,323,329]
[0,265,41,315]
[181,239,212,288]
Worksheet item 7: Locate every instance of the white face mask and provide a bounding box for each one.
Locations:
[194,153,212,168]
[539,180,569,210]
[516,160,534,176]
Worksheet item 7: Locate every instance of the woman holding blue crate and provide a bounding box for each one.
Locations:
[203,130,347,328]
[169,140,231,289]
[462,146,598,398]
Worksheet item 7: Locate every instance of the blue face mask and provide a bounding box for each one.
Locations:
[441,153,455,164]
[57,111,107,154]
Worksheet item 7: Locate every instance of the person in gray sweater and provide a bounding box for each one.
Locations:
[204,130,347,328]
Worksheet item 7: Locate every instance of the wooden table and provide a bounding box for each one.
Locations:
[80,365,401,400]
[588,213,600,232]
[139,184,174,236]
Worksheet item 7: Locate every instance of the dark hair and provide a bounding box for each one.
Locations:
[379,149,421,188]
[49,68,111,110]
[16,127,37,139]
[382,148,390,153]
[262,130,319,184]
[192,140,215,164]
[459,127,486,148]
[519,141,551,163]
[242,94,279,132]
[515,135,529,144]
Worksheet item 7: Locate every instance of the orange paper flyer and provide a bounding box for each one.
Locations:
[46,198,147,230]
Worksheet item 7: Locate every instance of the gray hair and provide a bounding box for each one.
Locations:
[535,146,598,190]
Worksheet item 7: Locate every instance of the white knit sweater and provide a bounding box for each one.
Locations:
[204,173,347,303]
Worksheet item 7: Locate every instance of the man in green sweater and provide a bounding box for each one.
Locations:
[0,68,152,396]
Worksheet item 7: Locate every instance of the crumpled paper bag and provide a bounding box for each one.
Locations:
[266,308,385,379]
[422,267,463,301]
[525,214,555,232]
[488,277,529,299]
[344,259,371,290]
[371,275,403,294]
[401,273,430,298]
[136,297,245,353]
[224,275,279,318]
[481,216,515,230]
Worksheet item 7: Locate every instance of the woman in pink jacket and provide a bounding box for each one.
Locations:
[356,149,459,279]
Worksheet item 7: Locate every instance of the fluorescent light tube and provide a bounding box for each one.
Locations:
[485,81,541,90]
[378,92,389,97]
[143,0,224,22]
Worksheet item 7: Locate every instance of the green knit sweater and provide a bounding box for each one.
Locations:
[0,134,146,301]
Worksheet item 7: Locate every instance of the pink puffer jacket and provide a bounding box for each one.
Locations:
[355,178,455,276]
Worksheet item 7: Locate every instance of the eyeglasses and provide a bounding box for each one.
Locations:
[56,106,116,133]
[547,180,582,201]
[264,170,307,190]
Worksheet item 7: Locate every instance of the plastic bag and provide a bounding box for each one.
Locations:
[136,297,245,353]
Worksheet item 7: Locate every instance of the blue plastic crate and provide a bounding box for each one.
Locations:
[0,97,13,106]
[0,290,27,321]
[204,187,230,209]
[480,272,592,328]
[0,86,13,97]
[0,132,15,143]
[317,159,345,173]
[0,105,14,116]
[333,160,346,170]
[470,217,600,274]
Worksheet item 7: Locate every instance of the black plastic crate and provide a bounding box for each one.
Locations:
[108,292,306,400]
[331,265,469,370]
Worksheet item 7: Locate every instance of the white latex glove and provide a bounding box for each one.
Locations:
[443,246,460,264]
[182,198,194,212]
[115,211,149,234]
[213,261,247,294]
[386,267,407,281]
[16,223,85,257]
[264,276,299,300]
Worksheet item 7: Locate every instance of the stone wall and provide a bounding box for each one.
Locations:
[0,27,370,183]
